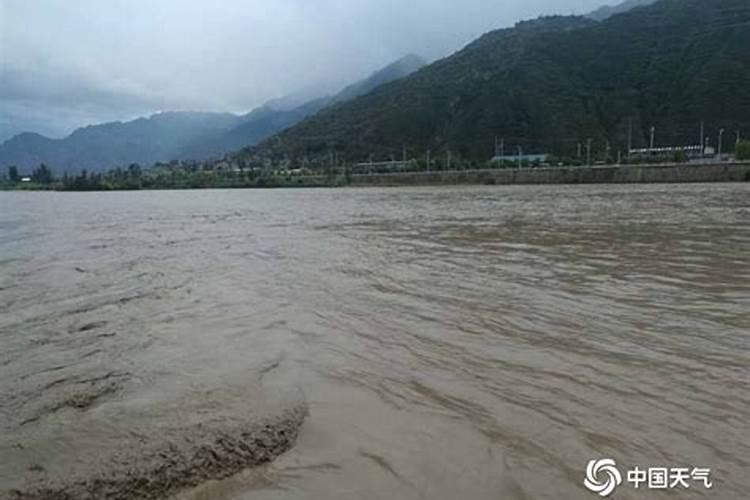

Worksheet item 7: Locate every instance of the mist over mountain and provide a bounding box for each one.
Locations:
[0,112,242,174]
[0,55,425,174]
[181,54,426,160]
[6,1,608,145]
[331,54,428,104]
[243,0,750,165]
[5,0,747,175]
[586,0,657,21]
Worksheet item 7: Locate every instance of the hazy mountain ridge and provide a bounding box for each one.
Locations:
[181,54,426,160]
[243,0,750,164]
[0,55,426,173]
[587,0,658,21]
[332,54,427,104]
[0,112,243,174]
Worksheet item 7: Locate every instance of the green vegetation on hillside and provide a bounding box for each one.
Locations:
[240,0,750,167]
[587,0,656,21]
[737,140,750,161]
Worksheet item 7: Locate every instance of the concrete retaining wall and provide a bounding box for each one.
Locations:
[349,163,750,187]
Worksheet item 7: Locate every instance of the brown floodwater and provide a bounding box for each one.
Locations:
[1,184,748,500]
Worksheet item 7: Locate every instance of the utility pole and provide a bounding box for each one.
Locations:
[650,125,655,150]
[718,128,725,160]
[605,140,611,164]
[617,150,622,165]
[586,138,592,166]
[495,137,505,166]
[577,142,582,160]
[627,117,633,158]
[328,150,335,184]
[517,146,523,168]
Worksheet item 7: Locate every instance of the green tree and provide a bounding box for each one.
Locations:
[128,163,142,178]
[32,164,53,184]
[8,166,19,182]
[75,169,89,190]
[737,140,750,161]
[672,150,688,163]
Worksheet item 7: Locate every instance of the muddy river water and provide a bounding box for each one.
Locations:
[1,184,748,499]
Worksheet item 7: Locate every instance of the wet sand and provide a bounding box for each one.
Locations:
[3,383,306,500]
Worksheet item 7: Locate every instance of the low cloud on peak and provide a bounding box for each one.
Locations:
[0,0,606,141]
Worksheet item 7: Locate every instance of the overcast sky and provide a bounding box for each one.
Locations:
[1,0,611,141]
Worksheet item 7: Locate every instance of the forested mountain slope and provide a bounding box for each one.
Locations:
[245,0,750,165]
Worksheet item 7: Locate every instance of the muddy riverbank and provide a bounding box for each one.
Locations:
[4,388,306,500]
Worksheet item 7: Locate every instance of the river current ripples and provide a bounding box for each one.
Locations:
[0,184,748,500]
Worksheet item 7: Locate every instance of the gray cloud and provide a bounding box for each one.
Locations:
[0,0,607,141]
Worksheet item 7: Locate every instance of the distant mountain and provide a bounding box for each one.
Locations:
[0,112,243,174]
[587,0,657,21]
[0,55,425,174]
[181,54,426,160]
[176,98,332,160]
[331,54,427,104]
[262,83,337,111]
[244,0,750,165]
